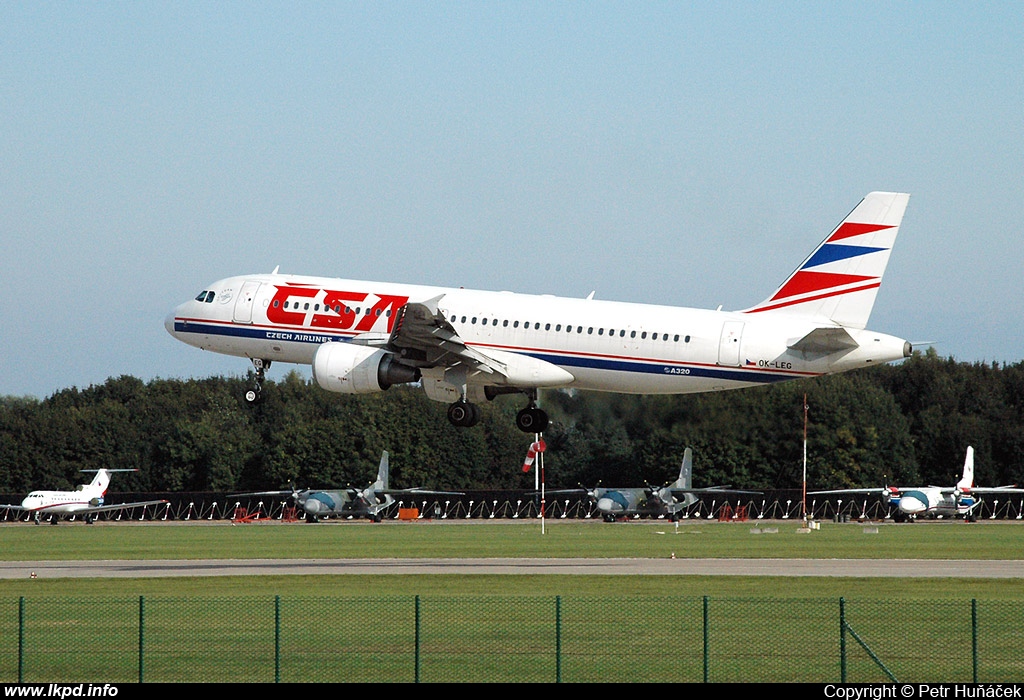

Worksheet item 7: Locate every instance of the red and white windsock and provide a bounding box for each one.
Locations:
[522,439,546,473]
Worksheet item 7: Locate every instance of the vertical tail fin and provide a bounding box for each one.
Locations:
[673,448,693,490]
[957,446,975,490]
[743,192,910,329]
[91,469,111,494]
[375,451,390,492]
[81,468,135,496]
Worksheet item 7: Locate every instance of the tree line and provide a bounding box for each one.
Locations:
[2,349,1023,495]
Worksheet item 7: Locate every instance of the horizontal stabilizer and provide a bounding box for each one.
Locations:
[788,327,859,355]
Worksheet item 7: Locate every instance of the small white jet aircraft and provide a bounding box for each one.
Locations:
[230,451,463,522]
[542,448,760,522]
[1,469,168,524]
[809,446,1024,522]
[166,192,913,432]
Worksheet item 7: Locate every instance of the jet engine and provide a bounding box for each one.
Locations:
[312,342,420,394]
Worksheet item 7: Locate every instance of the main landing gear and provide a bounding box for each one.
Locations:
[445,390,549,433]
[515,388,549,433]
[515,405,548,433]
[447,400,481,428]
[245,358,272,403]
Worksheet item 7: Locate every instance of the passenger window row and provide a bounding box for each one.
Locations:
[216,291,693,344]
[454,315,690,343]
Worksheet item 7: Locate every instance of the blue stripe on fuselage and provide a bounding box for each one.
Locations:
[173,320,798,386]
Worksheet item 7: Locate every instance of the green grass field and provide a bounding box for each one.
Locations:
[2,518,1022,601]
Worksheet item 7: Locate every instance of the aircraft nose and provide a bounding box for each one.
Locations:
[899,496,926,514]
[596,497,618,514]
[164,310,175,336]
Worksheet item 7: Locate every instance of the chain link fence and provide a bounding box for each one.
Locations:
[3,595,1022,683]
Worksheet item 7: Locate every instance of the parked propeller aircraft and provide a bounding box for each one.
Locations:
[166,192,915,433]
[230,451,463,523]
[809,446,1024,522]
[542,448,760,522]
[0,469,168,524]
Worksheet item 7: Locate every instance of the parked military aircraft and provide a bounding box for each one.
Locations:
[542,448,760,522]
[231,451,463,522]
[809,446,1024,522]
[0,469,168,524]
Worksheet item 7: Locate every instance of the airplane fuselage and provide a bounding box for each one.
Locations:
[19,490,102,516]
[890,488,974,519]
[592,487,695,521]
[166,273,910,398]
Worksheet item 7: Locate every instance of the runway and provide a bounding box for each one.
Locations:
[3,557,1024,579]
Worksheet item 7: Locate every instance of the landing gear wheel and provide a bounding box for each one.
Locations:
[245,358,271,403]
[447,401,480,428]
[516,406,548,433]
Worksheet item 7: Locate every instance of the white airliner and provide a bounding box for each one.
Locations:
[1,469,169,524]
[166,191,913,432]
[810,446,1024,522]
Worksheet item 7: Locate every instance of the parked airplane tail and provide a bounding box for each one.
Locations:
[672,448,693,490]
[375,451,390,492]
[957,446,975,490]
[80,468,135,495]
[743,191,910,329]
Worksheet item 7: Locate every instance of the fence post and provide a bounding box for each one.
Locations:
[702,596,709,683]
[555,596,562,683]
[18,597,24,684]
[840,597,847,683]
[971,598,978,683]
[138,596,144,683]
[275,595,281,684]
[414,595,421,683]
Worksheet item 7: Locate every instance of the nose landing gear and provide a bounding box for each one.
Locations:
[245,358,272,403]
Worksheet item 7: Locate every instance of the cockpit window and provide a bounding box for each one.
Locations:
[194,291,215,303]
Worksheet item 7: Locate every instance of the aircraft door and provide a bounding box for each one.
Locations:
[233,281,262,324]
[717,321,744,366]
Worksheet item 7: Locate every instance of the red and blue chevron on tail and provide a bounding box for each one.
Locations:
[744,192,910,329]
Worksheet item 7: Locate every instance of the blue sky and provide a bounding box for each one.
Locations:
[2,2,1021,399]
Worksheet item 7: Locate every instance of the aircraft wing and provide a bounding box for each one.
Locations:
[229,489,294,498]
[807,488,887,496]
[669,488,761,497]
[386,297,503,374]
[961,486,1024,494]
[1,500,168,513]
[381,488,466,497]
[385,297,574,387]
[528,488,589,497]
[78,500,169,514]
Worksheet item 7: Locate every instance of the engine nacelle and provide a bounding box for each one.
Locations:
[312,343,420,394]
